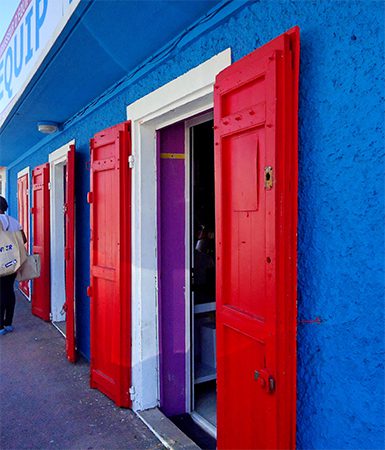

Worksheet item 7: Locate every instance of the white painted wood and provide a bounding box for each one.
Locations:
[17,167,30,179]
[127,50,231,412]
[17,166,31,301]
[0,168,6,197]
[127,49,231,123]
[185,111,215,414]
[49,142,73,324]
[49,140,75,163]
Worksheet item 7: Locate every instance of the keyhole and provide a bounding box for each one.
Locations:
[264,166,273,190]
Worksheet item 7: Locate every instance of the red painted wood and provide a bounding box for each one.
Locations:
[31,163,50,321]
[17,173,30,299]
[214,27,299,449]
[89,121,132,407]
[65,145,76,363]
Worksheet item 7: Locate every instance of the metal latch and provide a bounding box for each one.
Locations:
[254,369,276,394]
[264,166,273,190]
[129,386,136,400]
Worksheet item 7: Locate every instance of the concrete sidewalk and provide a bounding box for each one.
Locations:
[0,291,164,450]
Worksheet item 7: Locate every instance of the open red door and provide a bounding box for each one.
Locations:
[17,172,30,299]
[214,28,299,449]
[65,145,76,362]
[31,163,50,321]
[88,121,132,407]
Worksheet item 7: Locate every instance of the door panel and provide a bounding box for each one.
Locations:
[89,122,132,407]
[32,164,50,321]
[17,173,30,299]
[215,28,299,449]
[65,145,76,362]
[157,121,187,416]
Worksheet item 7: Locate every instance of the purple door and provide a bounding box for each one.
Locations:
[157,121,186,416]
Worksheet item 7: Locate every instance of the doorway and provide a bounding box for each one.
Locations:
[129,32,298,446]
[50,159,67,335]
[157,114,217,437]
[189,118,217,435]
[17,168,31,300]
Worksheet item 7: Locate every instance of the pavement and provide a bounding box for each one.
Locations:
[0,291,164,450]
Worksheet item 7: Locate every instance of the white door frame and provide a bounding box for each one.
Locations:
[184,112,216,427]
[0,167,6,197]
[126,49,231,412]
[49,141,75,323]
[17,166,31,300]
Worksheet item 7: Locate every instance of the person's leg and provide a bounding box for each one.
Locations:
[4,273,17,328]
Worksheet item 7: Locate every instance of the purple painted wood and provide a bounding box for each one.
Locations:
[157,121,186,416]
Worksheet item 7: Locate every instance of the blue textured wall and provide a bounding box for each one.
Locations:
[5,1,384,448]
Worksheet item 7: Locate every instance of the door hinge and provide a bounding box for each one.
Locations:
[49,312,53,321]
[128,155,135,169]
[48,182,51,190]
[129,386,135,400]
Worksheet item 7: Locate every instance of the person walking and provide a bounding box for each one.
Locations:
[0,196,26,335]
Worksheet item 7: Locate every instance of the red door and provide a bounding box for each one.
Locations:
[214,28,299,449]
[17,173,30,299]
[65,145,76,362]
[32,164,51,321]
[88,121,132,407]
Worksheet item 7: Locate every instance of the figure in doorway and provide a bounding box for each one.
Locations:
[0,196,27,335]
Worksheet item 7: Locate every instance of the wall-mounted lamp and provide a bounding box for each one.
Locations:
[37,121,59,134]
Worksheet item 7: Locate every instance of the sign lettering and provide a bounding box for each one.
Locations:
[0,0,78,124]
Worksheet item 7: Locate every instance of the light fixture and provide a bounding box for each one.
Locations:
[37,121,59,134]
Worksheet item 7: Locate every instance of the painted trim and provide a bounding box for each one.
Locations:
[17,165,31,301]
[49,140,75,163]
[17,167,30,178]
[159,153,185,160]
[127,49,231,412]
[49,141,73,323]
[184,110,214,414]
[0,168,7,198]
[127,49,230,123]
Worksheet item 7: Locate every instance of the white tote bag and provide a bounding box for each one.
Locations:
[16,254,41,281]
[0,218,27,277]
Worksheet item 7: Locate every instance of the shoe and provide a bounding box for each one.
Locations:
[4,326,13,332]
[0,328,7,335]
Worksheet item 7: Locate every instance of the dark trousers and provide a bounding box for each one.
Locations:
[0,273,17,329]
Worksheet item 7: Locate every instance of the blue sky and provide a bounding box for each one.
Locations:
[0,0,20,43]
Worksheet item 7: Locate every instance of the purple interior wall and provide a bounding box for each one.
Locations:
[157,121,186,416]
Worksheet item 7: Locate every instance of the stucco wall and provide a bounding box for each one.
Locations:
[6,1,384,448]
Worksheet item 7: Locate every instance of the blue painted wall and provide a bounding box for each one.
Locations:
[5,1,384,448]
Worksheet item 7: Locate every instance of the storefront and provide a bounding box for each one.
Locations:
[0,1,383,449]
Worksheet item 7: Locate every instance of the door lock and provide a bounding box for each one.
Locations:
[264,166,273,190]
[254,369,276,394]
